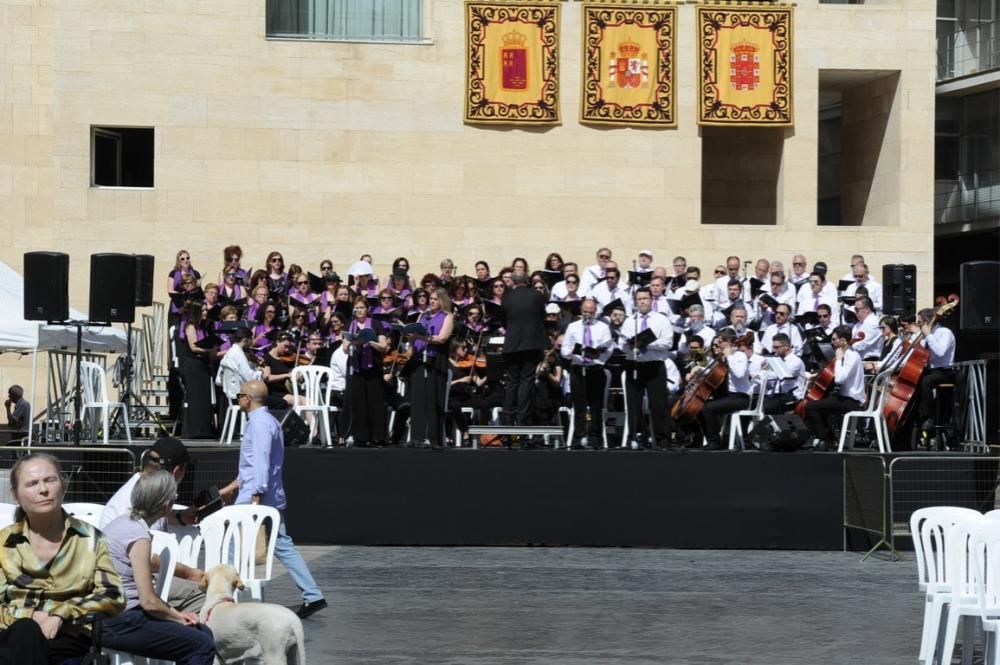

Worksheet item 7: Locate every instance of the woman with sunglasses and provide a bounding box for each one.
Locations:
[392,257,415,290]
[342,298,389,446]
[252,302,279,360]
[487,280,506,306]
[264,252,288,299]
[388,270,413,306]
[218,245,248,287]
[558,274,581,302]
[289,273,320,329]
[167,251,201,324]
[372,289,400,316]
[407,288,455,449]
[864,316,903,373]
[408,288,430,319]
[219,269,245,307]
[179,302,217,438]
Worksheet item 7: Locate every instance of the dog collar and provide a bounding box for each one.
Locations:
[205,595,235,623]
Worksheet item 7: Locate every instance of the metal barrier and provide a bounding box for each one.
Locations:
[184,447,240,502]
[0,446,138,504]
[955,359,989,451]
[843,452,1000,562]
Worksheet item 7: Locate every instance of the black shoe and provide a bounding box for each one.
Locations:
[703,441,725,451]
[814,440,831,452]
[296,598,327,619]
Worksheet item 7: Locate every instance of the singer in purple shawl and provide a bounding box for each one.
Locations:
[166,250,201,321]
[179,302,216,438]
[406,288,454,448]
[265,251,288,299]
[289,274,320,328]
[341,297,389,446]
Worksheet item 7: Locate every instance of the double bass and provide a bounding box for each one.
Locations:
[881,299,958,436]
[671,332,753,425]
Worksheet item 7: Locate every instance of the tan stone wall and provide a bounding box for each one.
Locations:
[0,0,936,392]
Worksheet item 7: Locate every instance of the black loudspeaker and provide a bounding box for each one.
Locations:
[960,261,999,333]
[882,264,917,318]
[280,410,310,447]
[749,414,813,452]
[23,252,69,321]
[134,254,155,307]
[89,253,137,323]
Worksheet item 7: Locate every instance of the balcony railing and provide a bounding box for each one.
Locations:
[938,19,1000,81]
[935,169,1000,225]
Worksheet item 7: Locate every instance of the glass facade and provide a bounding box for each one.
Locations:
[267,0,423,42]
[934,90,1000,224]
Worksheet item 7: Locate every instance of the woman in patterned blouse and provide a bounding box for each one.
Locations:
[0,452,124,664]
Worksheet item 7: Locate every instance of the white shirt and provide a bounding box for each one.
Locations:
[100,473,167,532]
[619,310,673,362]
[771,353,807,399]
[852,313,884,360]
[590,281,631,313]
[845,278,883,313]
[676,324,716,358]
[715,275,740,306]
[561,319,614,366]
[217,344,263,399]
[664,357,681,393]
[329,345,348,391]
[580,264,605,296]
[760,322,804,355]
[796,288,839,323]
[835,348,866,403]
[923,324,956,369]
[550,280,569,300]
[725,350,751,395]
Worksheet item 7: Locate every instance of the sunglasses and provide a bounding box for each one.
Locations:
[179,256,190,261]
[598,254,611,260]
[566,280,579,285]
[270,258,282,263]
[380,296,393,301]
[714,270,725,276]
[793,262,806,267]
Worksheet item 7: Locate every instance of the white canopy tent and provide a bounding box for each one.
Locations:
[0,259,128,444]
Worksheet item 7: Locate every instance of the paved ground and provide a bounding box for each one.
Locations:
[262,546,924,665]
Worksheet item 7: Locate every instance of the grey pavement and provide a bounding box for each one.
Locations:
[261,546,926,665]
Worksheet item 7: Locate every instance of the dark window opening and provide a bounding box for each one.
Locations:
[91,127,154,188]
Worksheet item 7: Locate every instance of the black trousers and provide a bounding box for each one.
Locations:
[0,618,90,665]
[179,354,214,438]
[700,394,750,446]
[763,392,798,416]
[917,367,956,424]
[344,367,387,444]
[409,364,448,444]
[624,361,670,444]
[804,394,863,444]
[502,350,543,426]
[569,365,606,440]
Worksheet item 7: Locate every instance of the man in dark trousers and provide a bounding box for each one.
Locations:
[501,272,549,427]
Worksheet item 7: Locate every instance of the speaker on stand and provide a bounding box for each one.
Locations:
[882,264,917,319]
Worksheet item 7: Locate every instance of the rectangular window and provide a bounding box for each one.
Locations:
[267,0,423,42]
[91,127,154,188]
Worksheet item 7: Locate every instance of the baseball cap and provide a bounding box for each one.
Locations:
[148,437,189,468]
[639,249,653,258]
[545,303,561,315]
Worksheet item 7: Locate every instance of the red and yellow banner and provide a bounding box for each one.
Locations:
[465,1,561,125]
[696,3,793,127]
[581,2,676,127]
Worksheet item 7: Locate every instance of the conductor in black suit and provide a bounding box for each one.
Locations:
[501,272,549,426]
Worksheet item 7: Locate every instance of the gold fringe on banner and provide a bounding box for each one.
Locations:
[465,0,561,126]
[696,2,793,127]
[580,1,676,127]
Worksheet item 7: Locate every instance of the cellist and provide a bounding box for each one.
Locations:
[912,307,957,437]
[698,328,751,451]
[803,325,866,451]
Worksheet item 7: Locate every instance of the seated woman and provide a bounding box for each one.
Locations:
[0,452,125,665]
[101,471,216,665]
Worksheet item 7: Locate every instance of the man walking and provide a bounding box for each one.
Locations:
[236,380,326,618]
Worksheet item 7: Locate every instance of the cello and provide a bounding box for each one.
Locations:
[793,331,865,419]
[671,332,753,425]
[881,299,959,436]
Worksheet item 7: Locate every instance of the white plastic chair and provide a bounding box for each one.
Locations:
[291,365,336,446]
[728,372,769,450]
[199,507,248,573]
[910,506,982,664]
[177,532,204,568]
[969,522,1000,665]
[105,530,178,665]
[64,502,105,528]
[930,513,987,665]
[215,364,246,445]
[0,503,16,530]
[79,360,132,444]
[225,504,280,601]
[838,369,893,453]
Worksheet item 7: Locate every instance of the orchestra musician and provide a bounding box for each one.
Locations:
[803,325,866,451]
[697,328,751,451]
[912,307,957,438]
[762,332,807,415]
[560,298,613,448]
[342,297,389,446]
[851,297,883,360]
[620,288,673,450]
[407,288,454,449]
[864,316,904,373]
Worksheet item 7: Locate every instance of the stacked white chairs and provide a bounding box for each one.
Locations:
[291,365,336,447]
[105,529,179,665]
[80,361,132,444]
[0,503,16,530]
[911,506,988,665]
[968,522,1000,665]
[837,368,893,453]
[64,502,106,528]
[728,372,769,451]
[199,505,280,601]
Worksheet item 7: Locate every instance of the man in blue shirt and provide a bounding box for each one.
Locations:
[237,380,326,618]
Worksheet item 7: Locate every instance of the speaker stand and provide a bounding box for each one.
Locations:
[109,323,170,440]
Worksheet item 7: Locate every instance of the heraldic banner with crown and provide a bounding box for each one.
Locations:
[581,2,676,127]
[465,0,561,125]
[696,2,793,127]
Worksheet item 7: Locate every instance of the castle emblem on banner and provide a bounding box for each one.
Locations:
[501,30,528,90]
[729,42,759,91]
[608,39,649,89]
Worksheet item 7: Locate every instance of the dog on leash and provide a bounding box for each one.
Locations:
[199,564,307,665]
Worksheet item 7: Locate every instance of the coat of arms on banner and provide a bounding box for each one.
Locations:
[465,1,561,126]
[581,3,676,127]
[697,3,793,127]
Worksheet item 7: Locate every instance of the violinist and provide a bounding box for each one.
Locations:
[448,338,487,444]
[620,289,673,450]
[762,332,807,415]
[560,298,612,448]
[407,288,454,448]
[803,325,866,451]
[217,327,266,402]
[532,332,564,428]
[342,297,389,446]
[287,311,311,352]
[913,307,957,438]
[263,332,314,437]
[698,328,751,451]
[851,297,883,360]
